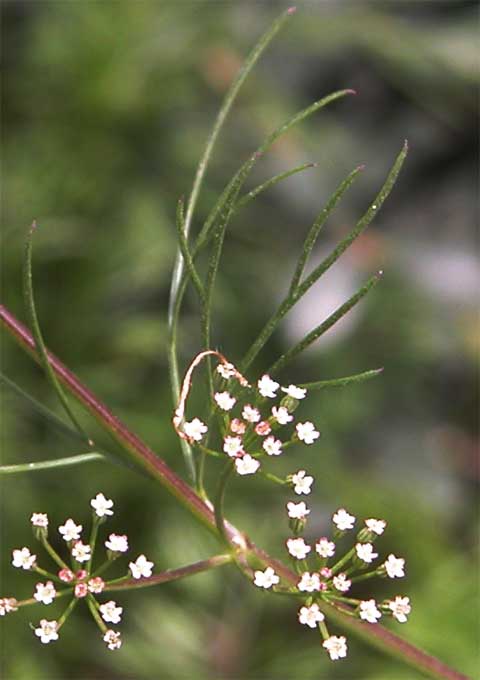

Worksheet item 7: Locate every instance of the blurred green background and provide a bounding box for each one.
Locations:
[1,1,478,678]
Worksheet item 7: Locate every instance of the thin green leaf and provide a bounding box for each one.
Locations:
[0,452,106,475]
[241,141,408,371]
[194,89,356,258]
[300,367,384,390]
[201,154,258,390]
[236,162,317,210]
[288,164,365,294]
[174,197,205,301]
[1,372,86,445]
[268,272,382,375]
[23,223,94,446]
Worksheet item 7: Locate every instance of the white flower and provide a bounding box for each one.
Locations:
[223,436,244,457]
[100,600,123,624]
[332,508,356,531]
[71,541,91,563]
[286,501,310,520]
[388,596,411,622]
[253,567,279,589]
[333,573,351,592]
[34,619,58,644]
[262,436,283,456]
[365,518,386,535]
[384,554,405,578]
[298,603,324,628]
[286,537,311,560]
[104,629,122,650]
[12,547,36,570]
[297,572,321,592]
[291,470,314,495]
[282,384,307,400]
[217,362,236,379]
[34,582,56,605]
[214,391,236,411]
[296,421,320,444]
[235,454,260,475]
[359,599,382,623]
[257,375,280,398]
[323,635,348,661]
[90,493,114,518]
[129,554,154,579]
[58,518,82,542]
[105,533,129,553]
[0,598,18,616]
[30,513,48,528]
[315,537,335,558]
[183,418,208,442]
[355,542,378,564]
[242,404,261,423]
[271,406,293,425]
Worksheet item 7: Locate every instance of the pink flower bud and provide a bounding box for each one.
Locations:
[255,421,271,436]
[230,418,246,435]
[74,583,88,598]
[58,568,74,583]
[87,576,105,594]
[75,570,88,581]
[320,567,333,578]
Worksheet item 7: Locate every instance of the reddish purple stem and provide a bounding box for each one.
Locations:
[0,304,469,680]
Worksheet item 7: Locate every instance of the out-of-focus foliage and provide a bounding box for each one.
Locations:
[1,1,478,678]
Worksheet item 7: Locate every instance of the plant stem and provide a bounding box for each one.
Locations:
[23,222,93,445]
[0,452,106,475]
[0,305,468,680]
[105,554,232,591]
[214,461,234,544]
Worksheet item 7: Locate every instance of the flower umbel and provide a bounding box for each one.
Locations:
[4,496,155,652]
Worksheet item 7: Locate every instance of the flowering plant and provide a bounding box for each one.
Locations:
[0,6,465,679]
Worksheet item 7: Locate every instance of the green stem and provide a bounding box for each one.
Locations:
[57,596,79,629]
[87,516,101,572]
[40,535,70,571]
[214,461,234,544]
[104,554,233,591]
[33,565,62,582]
[23,222,93,445]
[86,594,107,633]
[17,588,72,609]
[350,570,381,583]
[300,367,384,390]
[0,452,106,475]
[330,547,356,576]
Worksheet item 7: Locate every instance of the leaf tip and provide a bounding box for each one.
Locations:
[287,6,297,15]
[356,164,366,172]
[346,88,357,96]
[376,269,384,279]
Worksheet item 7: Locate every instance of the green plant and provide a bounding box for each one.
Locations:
[0,7,468,679]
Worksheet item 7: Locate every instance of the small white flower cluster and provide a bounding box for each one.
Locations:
[253,504,410,662]
[179,356,320,480]
[2,494,155,652]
